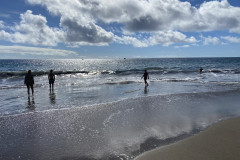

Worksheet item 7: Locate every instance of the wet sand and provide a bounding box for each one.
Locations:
[135,117,240,160]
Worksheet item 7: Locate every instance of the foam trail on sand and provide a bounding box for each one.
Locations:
[135,117,240,160]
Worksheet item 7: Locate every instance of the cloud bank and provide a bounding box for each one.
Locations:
[0,45,77,56]
[0,0,240,47]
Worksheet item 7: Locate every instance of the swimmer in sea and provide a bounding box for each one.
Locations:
[200,67,203,74]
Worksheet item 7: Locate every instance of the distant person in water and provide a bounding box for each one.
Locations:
[24,70,34,95]
[200,67,203,74]
[142,70,149,86]
[48,70,55,90]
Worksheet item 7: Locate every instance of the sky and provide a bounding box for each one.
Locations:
[0,0,240,59]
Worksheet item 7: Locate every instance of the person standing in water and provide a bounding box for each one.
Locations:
[48,70,55,90]
[142,70,149,86]
[24,70,34,95]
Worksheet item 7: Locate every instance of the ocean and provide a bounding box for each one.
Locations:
[0,58,240,159]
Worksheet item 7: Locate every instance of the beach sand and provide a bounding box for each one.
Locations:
[135,117,240,160]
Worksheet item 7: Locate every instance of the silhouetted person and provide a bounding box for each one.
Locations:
[24,70,34,95]
[142,70,149,86]
[48,70,55,90]
[200,67,203,74]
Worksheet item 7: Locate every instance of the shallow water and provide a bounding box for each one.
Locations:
[0,80,239,116]
[1,89,240,160]
[0,58,240,159]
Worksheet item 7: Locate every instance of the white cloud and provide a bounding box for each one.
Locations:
[115,31,197,47]
[0,14,11,18]
[114,35,149,47]
[0,10,64,46]
[0,30,11,39]
[0,45,77,56]
[27,0,115,45]
[203,36,222,45]
[149,31,197,46]
[0,21,4,28]
[174,45,190,48]
[198,0,240,33]
[60,16,113,46]
[1,0,239,48]
[221,36,240,43]
[26,0,240,33]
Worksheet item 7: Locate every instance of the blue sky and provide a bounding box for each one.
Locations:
[0,0,240,59]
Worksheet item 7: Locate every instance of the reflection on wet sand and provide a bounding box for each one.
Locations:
[27,95,35,110]
[49,89,56,104]
[144,86,148,94]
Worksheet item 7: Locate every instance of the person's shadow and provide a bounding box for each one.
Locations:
[49,89,56,104]
[27,95,35,110]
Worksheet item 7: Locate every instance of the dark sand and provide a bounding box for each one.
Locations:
[135,117,240,160]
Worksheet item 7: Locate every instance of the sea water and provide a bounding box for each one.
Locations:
[0,58,240,159]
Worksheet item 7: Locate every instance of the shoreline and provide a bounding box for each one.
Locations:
[2,88,240,117]
[135,116,240,160]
